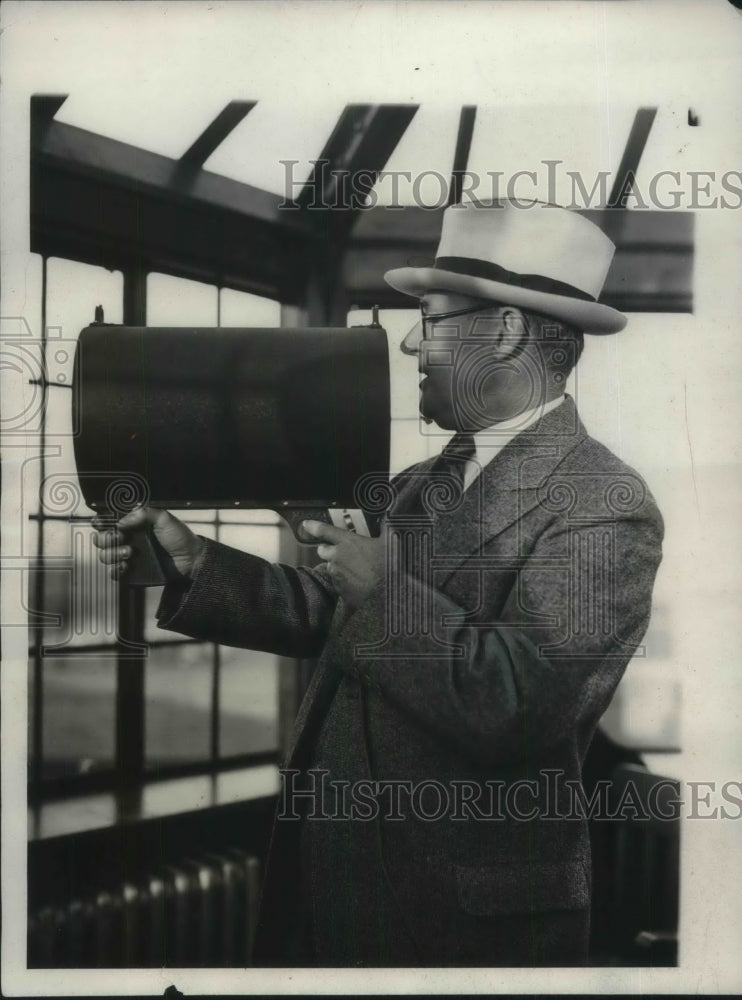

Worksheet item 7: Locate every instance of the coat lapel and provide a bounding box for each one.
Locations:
[391,397,588,587]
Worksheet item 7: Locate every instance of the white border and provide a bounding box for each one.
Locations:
[2,1,742,995]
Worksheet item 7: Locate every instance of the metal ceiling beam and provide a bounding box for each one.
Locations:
[34,117,302,229]
[296,104,419,323]
[179,100,256,168]
[297,104,419,213]
[31,116,309,302]
[30,94,68,145]
[31,98,689,317]
[607,107,658,209]
[447,106,477,207]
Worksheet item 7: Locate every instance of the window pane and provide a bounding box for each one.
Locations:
[169,508,218,522]
[144,587,166,640]
[184,522,218,542]
[219,646,279,758]
[390,419,432,476]
[349,308,456,476]
[146,273,218,326]
[40,657,116,779]
[46,258,123,342]
[42,260,123,507]
[27,662,36,780]
[218,509,280,524]
[219,288,280,327]
[600,603,681,751]
[600,663,682,752]
[28,524,118,650]
[218,524,281,563]
[348,307,420,420]
[145,643,213,769]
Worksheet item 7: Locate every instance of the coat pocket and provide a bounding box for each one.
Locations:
[456,860,589,917]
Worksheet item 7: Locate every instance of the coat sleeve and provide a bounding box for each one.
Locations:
[156,536,338,658]
[332,504,664,767]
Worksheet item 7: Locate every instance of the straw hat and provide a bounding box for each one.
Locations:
[384,199,626,334]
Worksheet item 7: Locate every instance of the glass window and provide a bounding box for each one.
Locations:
[350,306,420,421]
[30,261,125,791]
[29,523,117,650]
[348,307,442,475]
[219,288,281,327]
[391,419,432,474]
[46,257,123,339]
[146,273,218,326]
[30,260,287,797]
[219,508,281,524]
[144,643,213,769]
[219,646,279,758]
[218,523,281,563]
[600,663,682,752]
[41,657,117,779]
[600,603,680,751]
[168,508,219,522]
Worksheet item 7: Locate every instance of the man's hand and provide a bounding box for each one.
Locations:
[92,506,205,581]
[302,520,386,610]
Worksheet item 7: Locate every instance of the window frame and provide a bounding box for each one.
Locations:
[28,258,289,805]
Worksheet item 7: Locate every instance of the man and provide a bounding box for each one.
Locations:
[94,199,663,967]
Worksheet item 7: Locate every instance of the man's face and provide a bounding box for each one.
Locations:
[401,291,529,431]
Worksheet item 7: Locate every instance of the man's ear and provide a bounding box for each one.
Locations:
[496,307,529,356]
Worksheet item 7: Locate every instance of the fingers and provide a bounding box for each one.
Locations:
[97,543,131,565]
[91,518,130,576]
[91,506,158,532]
[316,543,336,561]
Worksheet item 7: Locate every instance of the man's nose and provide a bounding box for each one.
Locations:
[400,317,423,356]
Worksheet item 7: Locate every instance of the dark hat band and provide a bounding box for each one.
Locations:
[434,256,597,304]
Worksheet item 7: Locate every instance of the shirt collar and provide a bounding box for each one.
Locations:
[471,395,566,465]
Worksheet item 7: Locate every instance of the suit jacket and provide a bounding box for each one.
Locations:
[157,396,663,967]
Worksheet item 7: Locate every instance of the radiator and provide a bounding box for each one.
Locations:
[28,849,262,968]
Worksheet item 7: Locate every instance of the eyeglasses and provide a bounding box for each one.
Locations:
[400,303,498,355]
[420,303,496,337]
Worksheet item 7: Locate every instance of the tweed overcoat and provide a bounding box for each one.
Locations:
[157,397,663,967]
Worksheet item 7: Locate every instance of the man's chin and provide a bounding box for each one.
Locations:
[419,405,456,431]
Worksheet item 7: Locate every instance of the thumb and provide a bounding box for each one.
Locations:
[118,505,161,529]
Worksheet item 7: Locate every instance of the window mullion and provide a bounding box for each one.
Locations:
[30,255,49,799]
[115,266,148,789]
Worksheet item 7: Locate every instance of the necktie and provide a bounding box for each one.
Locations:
[390,432,477,522]
[423,432,477,515]
[391,433,477,577]
[432,432,477,492]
